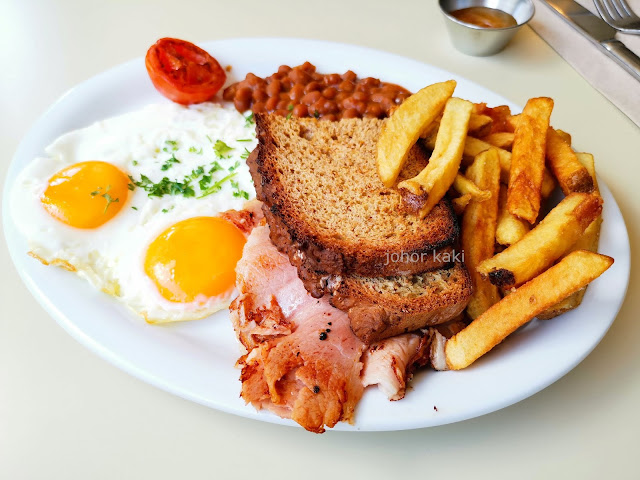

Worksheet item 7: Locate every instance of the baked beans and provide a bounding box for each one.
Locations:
[222,62,410,120]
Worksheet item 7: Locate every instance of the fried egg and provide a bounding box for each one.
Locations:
[11,102,257,322]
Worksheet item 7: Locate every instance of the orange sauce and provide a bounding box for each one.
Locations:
[450,7,517,29]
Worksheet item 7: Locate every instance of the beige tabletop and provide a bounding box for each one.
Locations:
[1,0,639,478]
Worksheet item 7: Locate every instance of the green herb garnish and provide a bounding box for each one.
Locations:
[161,153,181,171]
[213,140,233,158]
[129,175,195,198]
[244,112,254,127]
[198,172,238,198]
[240,148,251,160]
[189,146,203,154]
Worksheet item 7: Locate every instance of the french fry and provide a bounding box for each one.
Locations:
[556,129,572,145]
[546,128,594,194]
[477,192,603,288]
[510,116,572,146]
[468,114,493,137]
[462,149,501,319]
[398,97,473,218]
[445,250,614,370]
[421,113,492,139]
[452,194,473,215]
[453,173,491,202]
[433,136,556,196]
[482,132,514,151]
[496,185,530,246]
[538,153,602,319]
[377,80,456,187]
[473,103,512,133]
[507,97,554,223]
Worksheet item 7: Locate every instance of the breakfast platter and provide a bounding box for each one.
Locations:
[2,38,630,432]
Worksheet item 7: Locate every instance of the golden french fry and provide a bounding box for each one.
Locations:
[507,97,554,223]
[468,114,493,137]
[445,250,614,370]
[556,129,572,145]
[473,103,512,133]
[436,136,556,197]
[546,128,594,194]
[496,185,530,246]
[422,113,492,139]
[477,192,603,288]
[454,173,491,202]
[538,153,602,319]
[482,132,514,150]
[398,97,473,218]
[462,149,501,319]
[377,80,456,187]
[452,193,473,215]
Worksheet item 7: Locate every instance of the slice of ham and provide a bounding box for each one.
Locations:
[361,333,425,401]
[230,218,465,432]
[231,226,365,433]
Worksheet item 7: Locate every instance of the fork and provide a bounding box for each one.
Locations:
[594,0,640,34]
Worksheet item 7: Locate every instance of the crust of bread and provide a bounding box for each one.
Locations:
[326,263,472,344]
[251,114,459,277]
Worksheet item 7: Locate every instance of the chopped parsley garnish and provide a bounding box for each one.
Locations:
[90,186,120,213]
[286,112,293,120]
[210,161,223,173]
[288,104,294,111]
[199,174,213,190]
[199,172,237,198]
[163,140,179,153]
[131,206,138,210]
[127,182,135,191]
[237,138,252,142]
[240,148,251,160]
[228,160,241,172]
[313,110,320,119]
[132,160,138,166]
[206,135,213,143]
[244,112,254,127]
[102,193,119,213]
[189,146,203,154]
[230,180,250,200]
[162,206,175,213]
[286,104,294,119]
[213,140,233,158]
[129,174,195,198]
[161,153,181,171]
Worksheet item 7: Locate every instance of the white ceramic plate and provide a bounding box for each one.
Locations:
[3,38,630,431]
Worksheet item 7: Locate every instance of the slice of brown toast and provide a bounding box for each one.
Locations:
[251,114,459,278]
[323,262,472,344]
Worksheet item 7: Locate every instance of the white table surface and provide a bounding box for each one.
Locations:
[1,0,638,478]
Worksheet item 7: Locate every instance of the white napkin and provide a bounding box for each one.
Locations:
[531,0,640,126]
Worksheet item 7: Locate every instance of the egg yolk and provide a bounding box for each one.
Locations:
[41,161,129,228]
[144,217,246,303]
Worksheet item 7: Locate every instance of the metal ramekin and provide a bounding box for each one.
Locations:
[439,0,535,56]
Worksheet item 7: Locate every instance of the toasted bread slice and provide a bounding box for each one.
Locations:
[324,262,472,344]
[252,114,459,278]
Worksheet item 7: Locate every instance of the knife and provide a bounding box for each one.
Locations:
[543,0,640,82]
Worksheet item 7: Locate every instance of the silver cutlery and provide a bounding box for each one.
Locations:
[594,0,640,33]
[544,0,640,80]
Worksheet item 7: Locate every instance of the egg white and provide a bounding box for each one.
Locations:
[11,102,257,322]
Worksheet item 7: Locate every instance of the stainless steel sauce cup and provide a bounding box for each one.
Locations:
[439,0,535,56]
